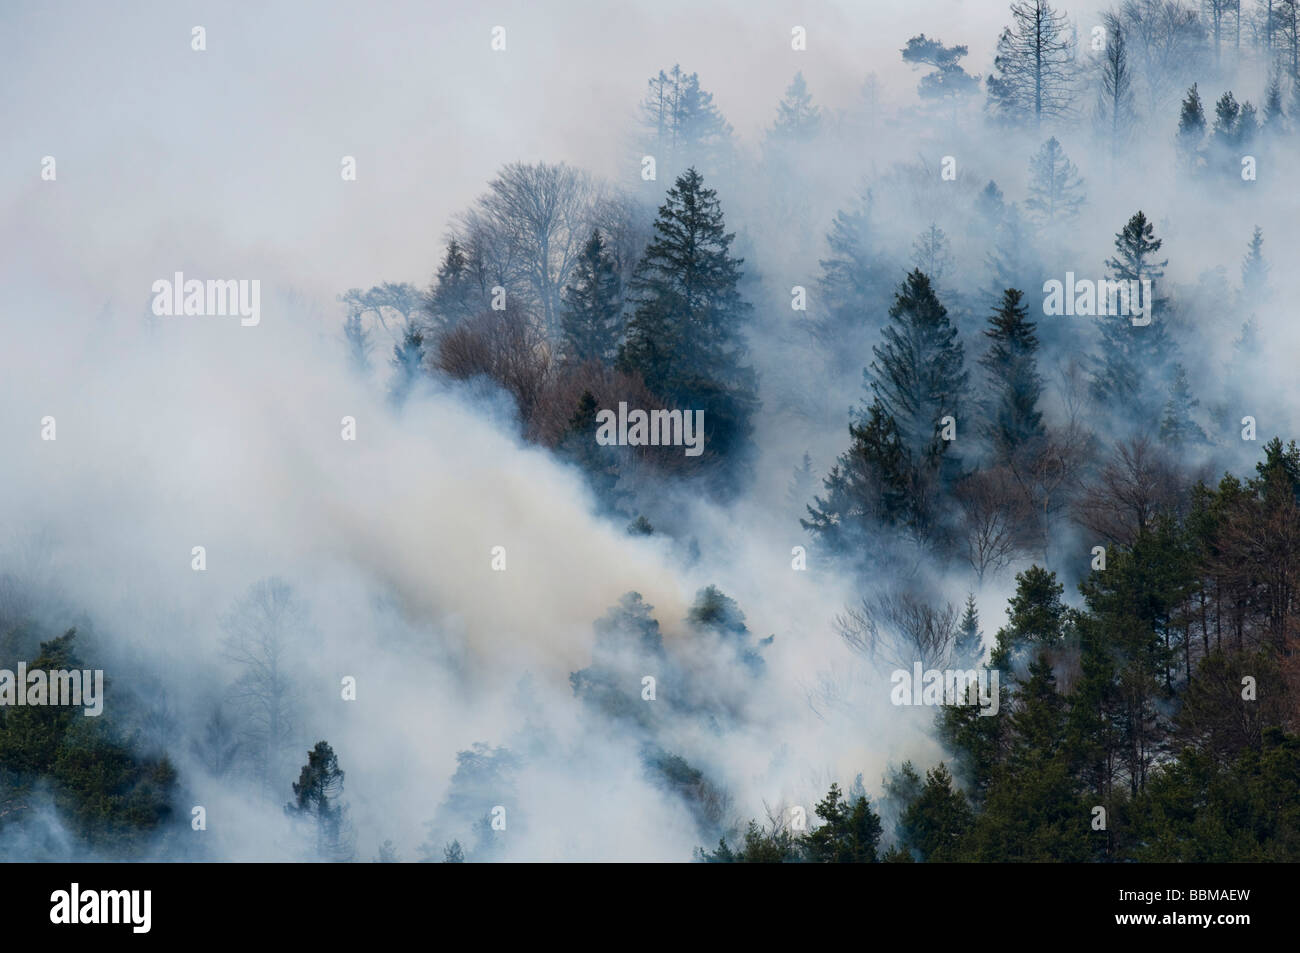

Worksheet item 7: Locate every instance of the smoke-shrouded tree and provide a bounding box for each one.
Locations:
[641,65,734,180]
[618,168,758,466]
[1095,14,1136,156]
[1159,363,1207,447]
[955,593,985,667]
[559,229,622,364]
[1089,211,1173,422]
[766,72,821,143]
[986,0,1077,127]
[1024,137,1086,229]
[1176,83,1206,172]
[901,34,980,117]
[813,189,896,374]
[806,270,966,546]
[286,741,354,862]
[980,288,1045,463]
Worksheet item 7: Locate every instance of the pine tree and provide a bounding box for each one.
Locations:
[980,288,1045,463]
[812,190,895,374]
[954,593,984,667]
[768,72,821,142]
[901,34,980,117]
[975,180,1005,227]
[286,741,353,861]
[997,565,1070,649]
[1024,136,1086,229]
[1089,211,1173,420]
[618,168,758,463]
[986,0,1076,128]
[1240,226,1268,309]
[560,229,622,364]
[1159,363,1207,448]
[1176,83,1206,172]
[1263,77,1286,133]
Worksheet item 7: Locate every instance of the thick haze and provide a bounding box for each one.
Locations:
[2,0,1297,860]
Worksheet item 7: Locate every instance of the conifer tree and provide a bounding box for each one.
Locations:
[618,168,758,463]
[1176,83,1206,172]
[980,288,1045,463]
[954,593,984,667]
[767,72,821,142]
[1024,136,1086,229]
[286,741,353,861]
[1089,211,1173,420]
[560,229,622,364]
[1159,364,1207,448]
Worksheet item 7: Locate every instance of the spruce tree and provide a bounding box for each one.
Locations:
[618,168,758,463]
[1263,77,1286,133]
[980,288,1045,463]
[1176,83,1206,172]
[813,190,895,374]
[869,270,968,468]
[560,229,622,364]
[1024,136,1086,230]
[1089,211,1173,421]
[1159,363,1207,448]
[768,72,821,142]
[1240,226,1268,309]
[954,593,984,667]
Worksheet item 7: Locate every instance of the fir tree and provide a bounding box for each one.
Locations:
[898,763,975,861]
[767,72,821,142]
[1176,83,1206,172]
[560,229,622,364]
[1240,226,1268,309]
[980,288,1045,463]
[1089,211,1173,420]
[812,189,895,374]
[1024,136,1086,229]
[805,783,884,862]
[869,270,968,468]
[618,168,758,464]
[424,238,484,333]
[1159,364,1207,448]
[1263,77,1286,133]
[954,593,984,667]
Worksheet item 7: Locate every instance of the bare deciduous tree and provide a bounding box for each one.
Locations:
[1073,435,1184,546]
[461,162,599,340]
[836,589,959,670]
[221,577,306,797]
[956,466,1032,584]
